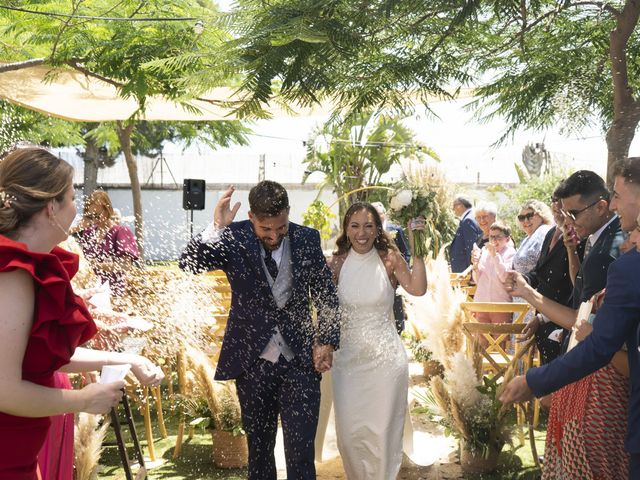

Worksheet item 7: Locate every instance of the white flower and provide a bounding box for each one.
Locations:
[390,189,413,210]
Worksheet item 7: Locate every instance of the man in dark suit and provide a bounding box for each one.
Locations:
[179,181,340,480]
[522,171,623,355]
[501,159,640,478]
[449,195,482,273]
[372,201,410,333]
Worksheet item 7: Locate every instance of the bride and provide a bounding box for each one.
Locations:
[326,202,427,479]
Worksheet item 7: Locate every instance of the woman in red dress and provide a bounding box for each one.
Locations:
[0,148,164,480]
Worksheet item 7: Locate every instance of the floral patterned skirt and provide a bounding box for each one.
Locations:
[542,364,629,480]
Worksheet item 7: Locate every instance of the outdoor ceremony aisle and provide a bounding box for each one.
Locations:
[274,360,461,480]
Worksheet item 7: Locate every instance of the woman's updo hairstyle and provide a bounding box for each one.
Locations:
[0,147,74,236]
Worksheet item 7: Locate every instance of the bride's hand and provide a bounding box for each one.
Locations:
[407,216,426,257]
[313,344,334,373]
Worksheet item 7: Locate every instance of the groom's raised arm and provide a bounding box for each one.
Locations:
[179,224,233,274]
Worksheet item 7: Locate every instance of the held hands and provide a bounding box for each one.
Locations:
[80,381,125,414]
[313,344,334,373]
[214,186,241,229]
[498,375,534,404]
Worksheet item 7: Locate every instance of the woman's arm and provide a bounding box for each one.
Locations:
[61,348,164,386]
[0,270,124,418]
[393,219,427,296]
[508,271,577,329]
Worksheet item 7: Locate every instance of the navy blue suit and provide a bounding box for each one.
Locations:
[386,222,410,333]
[180,221,340,480]
[450,210,482,273]
[527,249,640,476]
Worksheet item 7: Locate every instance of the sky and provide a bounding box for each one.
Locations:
[204,1,624,185]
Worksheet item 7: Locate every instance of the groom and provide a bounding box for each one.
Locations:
[179,181,340,480]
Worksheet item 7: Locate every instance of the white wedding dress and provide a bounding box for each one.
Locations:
[332,247,409,479]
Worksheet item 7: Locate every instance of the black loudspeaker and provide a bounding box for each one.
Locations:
[183,179,206,210]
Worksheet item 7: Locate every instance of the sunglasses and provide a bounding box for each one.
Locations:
[560,198,602,222]
[517,212,536,222]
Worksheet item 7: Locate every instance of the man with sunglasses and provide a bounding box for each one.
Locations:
[501,160,640,479]
[514,171,623,335]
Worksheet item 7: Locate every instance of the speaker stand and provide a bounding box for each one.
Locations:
[144,153,178,187]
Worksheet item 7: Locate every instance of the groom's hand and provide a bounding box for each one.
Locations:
[214,185,241,228]
[313,344,334,373]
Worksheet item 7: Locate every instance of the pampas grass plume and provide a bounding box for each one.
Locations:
[74,413,109,480]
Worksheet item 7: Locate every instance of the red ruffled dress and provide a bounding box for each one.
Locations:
[0,235,97,480]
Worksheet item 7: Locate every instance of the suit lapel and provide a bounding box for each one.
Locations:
[535,227,561,270]
[288,223,303,288]
[237,222,269,283]
[588,216,619,255]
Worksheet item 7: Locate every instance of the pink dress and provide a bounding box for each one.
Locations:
[75,225,139,296]
[474,244,516,323]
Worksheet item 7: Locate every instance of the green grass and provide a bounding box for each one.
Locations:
[97,407,247,479]
[97,403,544,479]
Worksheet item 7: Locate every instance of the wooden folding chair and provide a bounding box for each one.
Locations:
[460,302,540,450]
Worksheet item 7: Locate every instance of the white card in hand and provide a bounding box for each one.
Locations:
[100,364,131,384]
[567,300,593,352]
[89,281,112,311]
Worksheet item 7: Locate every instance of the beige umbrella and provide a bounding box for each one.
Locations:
[0,63,330,121]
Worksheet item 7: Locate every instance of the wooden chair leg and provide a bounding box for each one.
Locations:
[172,350,187,459]
[152,386,168,439]
[142,387,156,462]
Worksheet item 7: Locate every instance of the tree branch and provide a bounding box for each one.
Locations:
[0,58,46,73]
[51,0,84,59]
[65,60,125,88]
[609,0,640,113]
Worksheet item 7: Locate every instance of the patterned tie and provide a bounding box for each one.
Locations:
[264,249,279,280]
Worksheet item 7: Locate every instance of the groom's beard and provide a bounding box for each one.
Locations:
[259,234,286,251]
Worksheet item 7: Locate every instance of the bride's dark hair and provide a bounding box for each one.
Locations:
[333,202,397,256]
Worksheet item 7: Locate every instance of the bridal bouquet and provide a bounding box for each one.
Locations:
[388,186,432,258]
[388,164,457,258]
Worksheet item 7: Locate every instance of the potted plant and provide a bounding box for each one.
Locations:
[422,352,514,474]
[407,333,443,380]
[181,347,248,469]
[208,382,247,469]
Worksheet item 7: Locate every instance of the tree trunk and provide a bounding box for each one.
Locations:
[116,121,144,260]
[81,137,100,198]
[605,0,640,186]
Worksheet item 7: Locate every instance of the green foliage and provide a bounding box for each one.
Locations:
[406,334,433,363]
[492,169,566,245]
[303,110,433,218]
[0,100,83,154]
[180,386,245,436]
[302,200,336,240]
[388,164,457,258]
